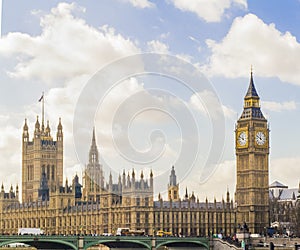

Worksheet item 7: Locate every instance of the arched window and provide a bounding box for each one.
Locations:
[51,165,55,180]
[47,165,50,180]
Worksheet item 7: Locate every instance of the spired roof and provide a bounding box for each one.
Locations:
[239,70,266,120]
[245,71,259,98]
[269,181,288,189]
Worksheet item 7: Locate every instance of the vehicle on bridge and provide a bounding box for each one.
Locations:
[116,228,145,236]
[18,228,44,235]
[156,230,172,237]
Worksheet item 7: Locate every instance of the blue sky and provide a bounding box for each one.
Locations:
[0,0,299,200]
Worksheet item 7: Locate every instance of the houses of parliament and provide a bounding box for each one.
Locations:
[0,73,298,236]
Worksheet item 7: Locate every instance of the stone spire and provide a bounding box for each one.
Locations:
[34,116,41,137]
[240,69,265,120]
[245,69,259,98]
[57,118,63,141]
[169,166,177,186]
[23,118,29,142]
[89,127,99,164]
[45,120,51,137]
[226,187,230,203]
[185,187,188,200]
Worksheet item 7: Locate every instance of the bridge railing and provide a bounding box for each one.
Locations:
[0,235,210,250]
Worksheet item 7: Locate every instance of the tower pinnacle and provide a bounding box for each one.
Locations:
[240,71,265,120]
[89,127,99,164]
[245,68,259,98]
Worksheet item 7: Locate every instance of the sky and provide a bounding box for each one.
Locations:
[0,0,300,201]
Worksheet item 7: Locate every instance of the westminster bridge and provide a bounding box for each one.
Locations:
[0,235,209,249]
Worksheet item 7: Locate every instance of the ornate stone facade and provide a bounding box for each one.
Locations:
[0,72,280,236]
[22,117,63,203]
[235,71,270,234]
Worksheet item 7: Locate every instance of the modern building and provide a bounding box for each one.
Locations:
[1,72,296,236]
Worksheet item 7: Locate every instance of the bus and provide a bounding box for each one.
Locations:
[116,228,145,236]
[18,228,44,235]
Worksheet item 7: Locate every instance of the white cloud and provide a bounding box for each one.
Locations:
[147,40,170,53]
[262,101,297,112]
[169,0,247,22]
[181,160,236,200]
[0,2,139,83]
[182,156,300,201]
[189,35,200,44]
[119,0,155,8]
[270,157,300,189]
[222,105,237,119]
[159,32,170,40]
[204,13,300,86]
[189,90,235,119]
[0,2,141,193]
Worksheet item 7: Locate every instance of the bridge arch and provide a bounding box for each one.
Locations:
[156,239,209,249]
[84,239,151,249]
[0,238,77,250]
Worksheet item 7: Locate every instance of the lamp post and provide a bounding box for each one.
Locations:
[236,222,249,250]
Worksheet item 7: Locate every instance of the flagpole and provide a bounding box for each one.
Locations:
[42,91,44,132]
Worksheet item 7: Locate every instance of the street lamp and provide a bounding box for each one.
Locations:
[236,222,249,250]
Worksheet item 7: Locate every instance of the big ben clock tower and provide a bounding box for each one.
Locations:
[235,70,270,234]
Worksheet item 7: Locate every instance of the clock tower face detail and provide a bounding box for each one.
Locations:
[235,71,269,234]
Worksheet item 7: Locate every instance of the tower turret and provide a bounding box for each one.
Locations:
[73,174,82,199]
[150,169,153,190]
[226,188,230,203]
[57,118,63,141]
[185,187,188,200]
[45,120,51,137]
[122,170,126,187]
[23,119,29,142]
[127,172,131,188]
[16,184,19,201]
[89,128,98,163]
[140,171,144,189]
[109,172,113,192]
[235,69,269,233]
[131,169,135,190]
[168,166,179,201]
[34,116,41,138]
[22,115,64,203]
[82,128,104,201]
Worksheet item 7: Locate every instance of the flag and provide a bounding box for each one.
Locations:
[38,94,44,102]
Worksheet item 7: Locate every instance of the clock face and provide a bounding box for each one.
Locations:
[255,131,266,146]
[237,131,248,146]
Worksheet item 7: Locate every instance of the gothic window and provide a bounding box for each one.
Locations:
[92,153,96,163]
[136,197,140,206]
[47,165,50,180]
[27,166,30,181]
[51,165,55,180]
